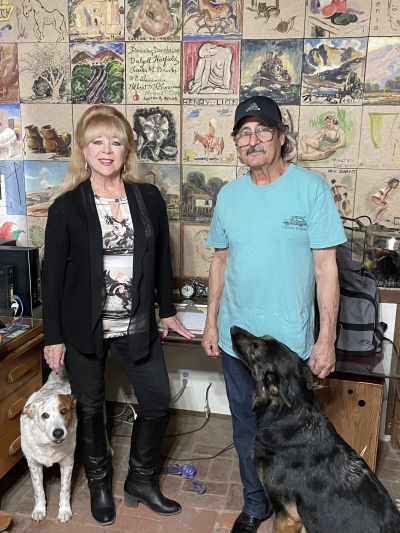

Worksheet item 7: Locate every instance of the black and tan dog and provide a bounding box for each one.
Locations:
[230,325,400,533]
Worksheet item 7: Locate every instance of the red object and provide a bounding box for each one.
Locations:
[321,0,347,16]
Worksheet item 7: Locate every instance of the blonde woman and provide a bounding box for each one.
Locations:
[42,105,194,526]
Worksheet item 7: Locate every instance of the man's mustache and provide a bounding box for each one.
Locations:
[246,146,266,155]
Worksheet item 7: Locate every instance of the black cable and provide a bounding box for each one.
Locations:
[160,442,235,462]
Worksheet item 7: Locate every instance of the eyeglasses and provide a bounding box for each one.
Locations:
[234,126,274,147]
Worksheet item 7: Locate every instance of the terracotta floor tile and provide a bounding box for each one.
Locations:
[2,414,400,533]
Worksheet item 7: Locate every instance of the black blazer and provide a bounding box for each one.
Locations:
[42,179,176,358]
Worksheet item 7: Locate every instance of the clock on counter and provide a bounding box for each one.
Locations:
[179,277,208,299]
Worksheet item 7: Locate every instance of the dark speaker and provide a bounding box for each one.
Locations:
[0,247,41,316]
[0,264,13,309]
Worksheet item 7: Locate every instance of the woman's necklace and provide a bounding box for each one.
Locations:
[94,193,125,222]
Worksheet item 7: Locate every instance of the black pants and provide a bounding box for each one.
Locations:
[65,335,170,417]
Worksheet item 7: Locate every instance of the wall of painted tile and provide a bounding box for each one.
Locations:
[0,0,399,282]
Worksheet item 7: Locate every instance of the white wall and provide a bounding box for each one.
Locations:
[106,303,398,426]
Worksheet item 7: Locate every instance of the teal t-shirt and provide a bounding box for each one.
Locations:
[206,164,347,360]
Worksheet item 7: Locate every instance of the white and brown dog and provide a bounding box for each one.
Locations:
[20,366,77,523]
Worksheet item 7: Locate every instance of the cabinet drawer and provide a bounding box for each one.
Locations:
[0,374,42,439]
[0,343,42,404]
[0,423,23,479]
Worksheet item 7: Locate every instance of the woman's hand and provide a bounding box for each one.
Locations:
[44,343,66,374]
[160,316,196,340]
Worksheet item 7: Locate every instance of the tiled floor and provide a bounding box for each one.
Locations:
[1,411,400,533]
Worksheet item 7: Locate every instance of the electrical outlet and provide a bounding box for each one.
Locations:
[179,369,191,388]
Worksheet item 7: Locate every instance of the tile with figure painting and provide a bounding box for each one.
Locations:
[181,223,213,278]
[126,0,182,41]
[297,105,361,169]
[183,106,236,165]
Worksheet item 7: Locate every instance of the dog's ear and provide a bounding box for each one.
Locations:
[264,372,292,408]
[299,360,314,390]
[22,404,36,418]
[70,395,77,409]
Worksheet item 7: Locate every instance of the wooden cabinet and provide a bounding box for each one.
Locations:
[0,322,43,479]
[314,373,384,472]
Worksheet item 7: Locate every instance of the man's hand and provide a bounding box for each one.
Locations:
[160,316,196,340]
[201,323,220,358]
[308,340,336,378]
[44,343,66,374]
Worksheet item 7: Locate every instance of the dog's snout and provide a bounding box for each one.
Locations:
[53,428,65,440]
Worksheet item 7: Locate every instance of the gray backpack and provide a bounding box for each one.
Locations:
[335,251,385,356]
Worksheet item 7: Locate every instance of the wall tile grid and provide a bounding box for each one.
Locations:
[0,0,399,279]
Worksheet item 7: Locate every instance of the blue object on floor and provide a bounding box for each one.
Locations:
[162,463,206,494]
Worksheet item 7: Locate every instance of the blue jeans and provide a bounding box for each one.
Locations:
[221,349,272,520]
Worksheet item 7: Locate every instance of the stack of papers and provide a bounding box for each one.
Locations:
[175,310,207,333]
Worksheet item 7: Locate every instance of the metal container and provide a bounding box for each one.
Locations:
[363,225,400,287]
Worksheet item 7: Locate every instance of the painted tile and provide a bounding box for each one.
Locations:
[240,39,302,105]
[281,104,300,163]
[364,37,400,105]
[141,163,180,220]
[18,42,71,104]
[301,38,366,105]
[128,104,180,163]
[181,222,213,277]
[370,0,400,36]
[0,160,26,215]
[183,106,236,165]
[0,0,69,43]
[24,160,68,216]
[69,0,124,41]
[0,214,27,245]
[183,0,242,40]
[126,0,182,41]
[237,165,248,177]
[358,105,400,169]
[297,105,361,168]
[169,221,180,276]
[354,168,400,227]
[21,103,72,161]
[0,103,21,159]
[242,0,306,39]
[308,167,356,218]
[182,165,235,223]
[183,41,239,106]
[126,42,181,105]
[0,43,19,102]
[70,41,124,105]
[305,0,372,39]
[27,214,46,248]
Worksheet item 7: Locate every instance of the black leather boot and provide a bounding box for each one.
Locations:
[124,413,181,516]
[78,407,116,526]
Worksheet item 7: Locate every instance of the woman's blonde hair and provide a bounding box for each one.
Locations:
[53,105,141,199]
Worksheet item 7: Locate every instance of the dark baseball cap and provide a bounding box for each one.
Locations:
[233,96,282,130]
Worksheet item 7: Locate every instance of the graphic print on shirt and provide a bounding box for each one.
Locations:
[94,195,134,337]
[282,216,308,230]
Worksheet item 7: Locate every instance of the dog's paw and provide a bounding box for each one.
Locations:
[32,507,46,522]
[58,507,72,523]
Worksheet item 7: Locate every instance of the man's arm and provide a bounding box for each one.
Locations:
[201,248,228,358]
[309,247,340,378]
